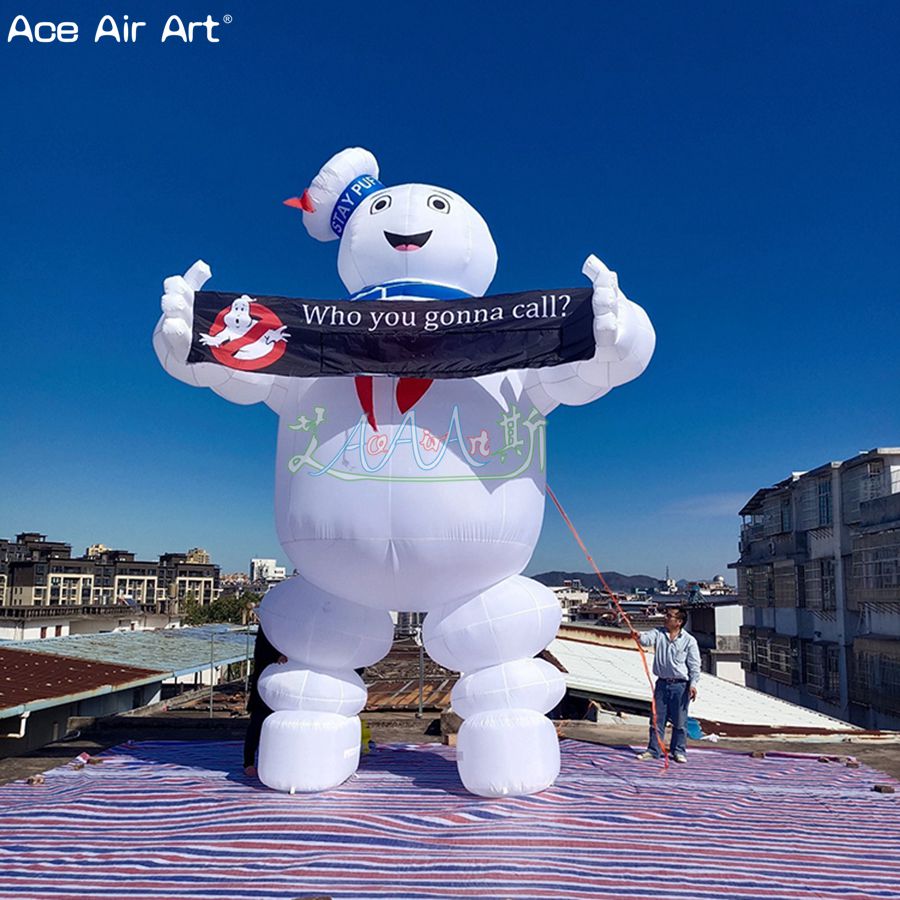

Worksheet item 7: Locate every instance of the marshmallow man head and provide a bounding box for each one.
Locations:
[296,148,498,297]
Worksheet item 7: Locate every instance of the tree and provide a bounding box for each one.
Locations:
[205,590,261,624]
[179,590,262,626]
[207,592,244,624]
[181,591,206,625]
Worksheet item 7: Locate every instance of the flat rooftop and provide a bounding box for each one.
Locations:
[1,625,252,677]
[0,738,896,899]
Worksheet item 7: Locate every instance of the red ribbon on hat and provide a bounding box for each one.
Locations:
[283,190,316,213]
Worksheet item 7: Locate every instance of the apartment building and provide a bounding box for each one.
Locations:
[249,558,287,584]
[0,533,221,637]
[731,448,900,729]
[550,580,591,623]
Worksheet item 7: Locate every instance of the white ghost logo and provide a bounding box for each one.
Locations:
[200,295,290,360]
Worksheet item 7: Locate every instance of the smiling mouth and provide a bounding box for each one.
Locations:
[384,230,432,252]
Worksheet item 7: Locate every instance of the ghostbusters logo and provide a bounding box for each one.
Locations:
[199,295,290,371]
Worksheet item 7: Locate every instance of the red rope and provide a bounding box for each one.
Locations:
[546,484,669,769]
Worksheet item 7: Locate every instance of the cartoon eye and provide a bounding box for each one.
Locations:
[370,195,392,214]
[427,195,450,214]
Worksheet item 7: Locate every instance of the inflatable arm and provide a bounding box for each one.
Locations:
[152,260,295,414]
[523,254,655,413]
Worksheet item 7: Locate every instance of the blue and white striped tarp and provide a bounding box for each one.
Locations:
[0,740,897,899]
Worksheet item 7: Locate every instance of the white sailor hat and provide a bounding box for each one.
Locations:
[283,147,382,243]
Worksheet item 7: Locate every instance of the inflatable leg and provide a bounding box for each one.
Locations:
[423,575,564,797]
[256,576,394,793]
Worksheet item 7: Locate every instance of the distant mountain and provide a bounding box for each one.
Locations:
[531,571,660,593]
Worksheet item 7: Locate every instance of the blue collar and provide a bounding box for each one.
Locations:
[349,280,471,302]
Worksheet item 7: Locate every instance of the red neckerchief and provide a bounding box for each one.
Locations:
[354,376,433,431]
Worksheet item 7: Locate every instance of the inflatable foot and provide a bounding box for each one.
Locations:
[258,710,360,793]
[456,708,560,797]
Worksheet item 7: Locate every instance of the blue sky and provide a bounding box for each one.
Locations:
[1,1,898,581]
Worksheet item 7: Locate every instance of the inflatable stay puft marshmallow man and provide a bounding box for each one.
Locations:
[153,148,655,797]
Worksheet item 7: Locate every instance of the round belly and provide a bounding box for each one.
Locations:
[274,378,547,610]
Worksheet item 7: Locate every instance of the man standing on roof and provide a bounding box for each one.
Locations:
[633,606,700,764]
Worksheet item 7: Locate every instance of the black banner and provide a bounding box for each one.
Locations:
[187,288,595,378]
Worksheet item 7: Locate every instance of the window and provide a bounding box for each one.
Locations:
[766,636,798,684]
[54,625,62,637]
[803,560,837,612]
[737,568,751,604]
[822,559,836,611]
[875,657,900,714]
[851,647,900,714]
[756,632,771,673]
[802,641,825,696]
[780,499,792,533]
[818,479,832,526]
[40,626,47,639]
[862,460,885,502]
[739,629,757,671]
[855,534,900,592]
[748,566,774,606]
[825,645,841,700]
[774,563,798,607]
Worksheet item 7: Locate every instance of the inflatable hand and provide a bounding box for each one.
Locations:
[153,259,288,410]
[159,260,211,362]
[583,254,625,361]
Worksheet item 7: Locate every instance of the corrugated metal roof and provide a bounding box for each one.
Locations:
[1,627,252,677]
[0,647,163,715]
[549,637,862,732]
[366,678,454,710]
[362,637,457,710]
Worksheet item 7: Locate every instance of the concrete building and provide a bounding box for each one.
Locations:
[549,579,591,623]
[731,447,900,729]
[249,558,286,584]
[0,533,221,640]
[221,572,251,591]
[683,598,744,684]
[185,548,211,565]
[157,552,219,608]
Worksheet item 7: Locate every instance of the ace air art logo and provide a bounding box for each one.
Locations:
[7,14,232,44]
[199,295,290,371]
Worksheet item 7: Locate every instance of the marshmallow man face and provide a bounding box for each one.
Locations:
[336,183,498,296]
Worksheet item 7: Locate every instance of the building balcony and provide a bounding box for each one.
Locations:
[849,637,900,716]
[0,602,169,619]
[737,530,808,565]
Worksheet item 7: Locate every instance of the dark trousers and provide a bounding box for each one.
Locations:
[647,679,689,757]
[243,705,272,768]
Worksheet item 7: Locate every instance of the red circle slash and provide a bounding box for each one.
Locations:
[207,302,288,372]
